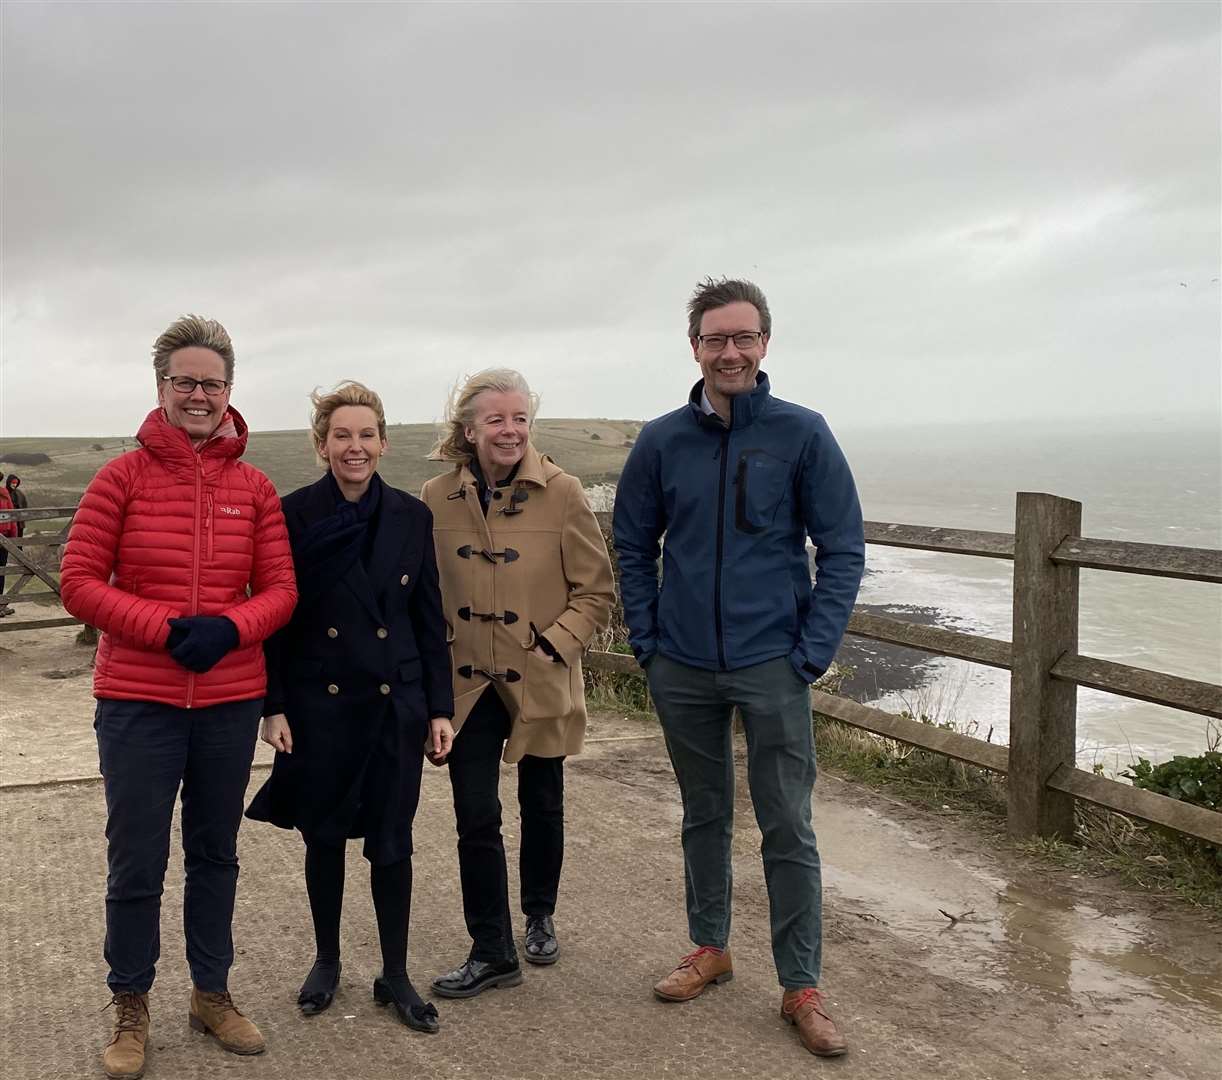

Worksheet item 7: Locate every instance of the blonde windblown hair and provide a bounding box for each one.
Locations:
[309,381,388,464]
[430,368,538,463]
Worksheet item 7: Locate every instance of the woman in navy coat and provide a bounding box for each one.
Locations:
[247,381,453,1033]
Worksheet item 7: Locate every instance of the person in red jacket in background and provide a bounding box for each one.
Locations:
[5,473,29,530]
[0,482,17,613]
[60,315,297,1080]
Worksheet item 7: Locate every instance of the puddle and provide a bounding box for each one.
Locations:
[989,884,1222,1013]
[818,799,1222,1020]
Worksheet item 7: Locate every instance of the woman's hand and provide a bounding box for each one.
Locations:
[426,716,454,765]
[260,713,293,753]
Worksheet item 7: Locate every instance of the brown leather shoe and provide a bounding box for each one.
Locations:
[781,987,848,1057]
[653,946,733,1002]
[102,992,149,1080]
[188,988,266,1055]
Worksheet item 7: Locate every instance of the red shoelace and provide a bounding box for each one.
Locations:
[677,945,725,969]
[784,987,829,1016]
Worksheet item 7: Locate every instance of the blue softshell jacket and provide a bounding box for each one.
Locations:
[612,373,865,679]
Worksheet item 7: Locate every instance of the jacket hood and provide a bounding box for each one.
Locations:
[687,371,772,431]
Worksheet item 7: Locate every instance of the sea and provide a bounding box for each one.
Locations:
[836,417,1221,771]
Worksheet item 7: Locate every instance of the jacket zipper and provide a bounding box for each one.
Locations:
[205,493,215,562]
[187,458,203,708]
[714,429,729,670]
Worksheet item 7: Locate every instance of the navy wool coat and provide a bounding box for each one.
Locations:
[246,474,453,865]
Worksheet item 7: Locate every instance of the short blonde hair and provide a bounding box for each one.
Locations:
[310,381,388,462]
[152,315,235,382]
[430,368,538,463]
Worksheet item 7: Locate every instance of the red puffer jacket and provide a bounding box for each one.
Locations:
[61,407,297,707]
[0,487,16,539]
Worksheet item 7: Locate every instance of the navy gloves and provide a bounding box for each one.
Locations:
[167,615,240,673]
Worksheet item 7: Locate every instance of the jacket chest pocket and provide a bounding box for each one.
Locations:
[734,449,791,534]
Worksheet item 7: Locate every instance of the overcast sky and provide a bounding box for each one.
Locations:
[2,1,1218,439]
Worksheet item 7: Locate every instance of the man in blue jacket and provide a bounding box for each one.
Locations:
[613,277,864,1058]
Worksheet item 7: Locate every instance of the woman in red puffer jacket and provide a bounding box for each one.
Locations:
[60,315,297,1080]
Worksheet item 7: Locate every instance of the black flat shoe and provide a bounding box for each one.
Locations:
[373,975,439,1034]
[297,959,341,1016]
[430,956,522,999]
[524,915,559,966]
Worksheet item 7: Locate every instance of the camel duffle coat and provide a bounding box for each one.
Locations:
[421,444,614,763]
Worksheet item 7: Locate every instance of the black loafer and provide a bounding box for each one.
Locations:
[524,915,559,966]
[297,959,341,1016]
[373,975,439,1034]
[430,957,522,999]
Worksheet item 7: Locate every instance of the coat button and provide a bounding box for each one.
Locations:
[327,627,339,638]
[400,574,410,585]
[376,628,388,639]
[379,683,391,695]
[327,684,339,695]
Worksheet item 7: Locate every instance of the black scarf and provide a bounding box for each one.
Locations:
[292,472,384,604]
[469,458,520,517]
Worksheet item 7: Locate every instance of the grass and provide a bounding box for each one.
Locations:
[0,418,642,507]
[814,714,1009,817]
[1020,806,1222,913]
[583,642,656,717]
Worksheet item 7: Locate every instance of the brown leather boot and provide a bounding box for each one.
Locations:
[652,946,733,1002]
[102,992,149,1080]
[188,988,266,1055]
[781,987,848,1057]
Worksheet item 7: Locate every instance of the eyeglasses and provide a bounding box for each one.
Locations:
[162,375,230,396]
[696,331,765,352]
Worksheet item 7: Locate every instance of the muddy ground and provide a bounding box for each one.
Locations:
[1,622,1220,1080]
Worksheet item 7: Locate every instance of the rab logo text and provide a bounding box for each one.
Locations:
[218,506,241,517]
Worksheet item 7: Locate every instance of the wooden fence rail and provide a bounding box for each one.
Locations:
[3,499,1219,845]
[0,506,78,630]
[590,494,1222,848]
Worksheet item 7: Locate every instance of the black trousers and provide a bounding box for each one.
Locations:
[94,697,260,993]
[447,688,564,963]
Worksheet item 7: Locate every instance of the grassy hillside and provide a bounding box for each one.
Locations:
[0,419,641,506]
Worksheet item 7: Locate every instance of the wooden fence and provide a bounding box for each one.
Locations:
[4,496,1220,846]
[587,494,1222,847]
[0,507,80,631]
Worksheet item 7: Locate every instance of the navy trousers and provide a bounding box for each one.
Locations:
[94,697,261,994]
[646,655,824,989]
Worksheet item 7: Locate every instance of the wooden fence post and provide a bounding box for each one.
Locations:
[1008,492,1081,841]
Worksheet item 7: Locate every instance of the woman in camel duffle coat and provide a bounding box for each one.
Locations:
[422,441,613,760]
[421,368,614,991]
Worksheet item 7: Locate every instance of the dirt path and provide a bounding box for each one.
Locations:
[2,623,1220,1079]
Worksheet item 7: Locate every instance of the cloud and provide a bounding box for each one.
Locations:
[1,1,1218,437]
